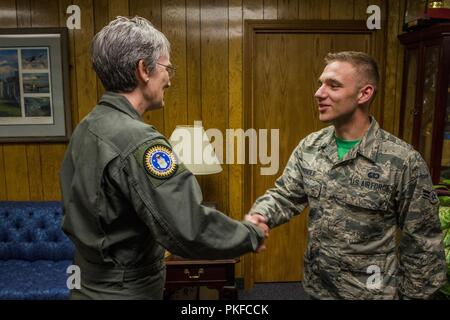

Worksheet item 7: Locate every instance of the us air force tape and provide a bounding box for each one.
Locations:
[143,144,178,179]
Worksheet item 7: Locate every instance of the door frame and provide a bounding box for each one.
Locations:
[242,20,385,289]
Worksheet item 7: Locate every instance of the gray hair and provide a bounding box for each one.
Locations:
[91,16,170,92]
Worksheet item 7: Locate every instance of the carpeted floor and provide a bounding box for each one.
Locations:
[166,281,310,300]
[238,282,310,300]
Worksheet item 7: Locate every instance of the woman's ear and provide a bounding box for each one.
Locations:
[136,59,150,84]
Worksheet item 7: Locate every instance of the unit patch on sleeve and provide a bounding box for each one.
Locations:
[422,188,439,205]
[143,144,178,179]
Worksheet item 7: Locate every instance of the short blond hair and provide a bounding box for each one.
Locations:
[324,51,379,91]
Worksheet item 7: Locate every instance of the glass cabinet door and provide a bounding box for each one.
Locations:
[440,68,450,180]
[418,45,440,168]
[402,49,418,145]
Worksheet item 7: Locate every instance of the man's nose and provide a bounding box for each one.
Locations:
[314,85,325,99]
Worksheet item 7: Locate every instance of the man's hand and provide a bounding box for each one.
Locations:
[245,213,269,253]
[245,213,269,236]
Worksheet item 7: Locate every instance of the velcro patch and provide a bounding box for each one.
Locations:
[143,144,178,179]
[422,189,439,205]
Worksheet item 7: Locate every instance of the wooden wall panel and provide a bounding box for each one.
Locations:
[330,0,354,19]
[162,0,187,137]
[243,0,263,20]
[59,0,79,127]
[241,0,264,287]
[31,0,59,26]
[229,0,243,221]
[201,0,229,212]
[228,0,244,276]
[93,0,108,100]
[4,146,29,199]
[41,144,65,199]
[298,0,330,19]
[278,0,299,19]
[73,0,97,121]
[354,0,369,20]
[0,0,18,26]
[0,150,6,199]
[369,0,386,126]
[108,0,128,20]
[384,0,405,136]
[26,145,43,200]
[263,0,277,19]
[16,0,31,26]
[186,0,201,124]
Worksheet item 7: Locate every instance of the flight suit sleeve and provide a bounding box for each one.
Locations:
[249,142,308,228]
[397,151,447,299]
[121,138,264,260]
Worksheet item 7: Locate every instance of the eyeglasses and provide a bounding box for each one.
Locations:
[156,62,176,78]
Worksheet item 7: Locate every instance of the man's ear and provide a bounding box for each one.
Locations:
[358,84,375,105]
[136,59,150,84]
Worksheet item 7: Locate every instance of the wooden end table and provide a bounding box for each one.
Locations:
[164,255,239,300]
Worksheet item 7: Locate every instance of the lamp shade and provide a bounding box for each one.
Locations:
[169,125,222,175]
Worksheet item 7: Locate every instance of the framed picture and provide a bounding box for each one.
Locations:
[0,28,71,143]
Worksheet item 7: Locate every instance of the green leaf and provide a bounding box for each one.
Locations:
[439,196,450,206]
[440,207,450,230]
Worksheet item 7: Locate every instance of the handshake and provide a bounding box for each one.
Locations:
[245,213,269,253]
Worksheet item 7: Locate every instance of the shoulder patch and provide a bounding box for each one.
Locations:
[143,144,178,179]
[422,188,439,205]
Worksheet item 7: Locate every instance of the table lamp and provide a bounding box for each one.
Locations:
[169,124,222,176]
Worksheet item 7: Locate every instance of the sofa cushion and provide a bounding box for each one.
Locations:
[0,260,72,299]
[0,201,74,260]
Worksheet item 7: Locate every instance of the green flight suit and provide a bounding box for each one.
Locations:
[60,92,264,299]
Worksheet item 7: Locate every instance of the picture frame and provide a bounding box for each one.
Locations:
[0,28,71,143]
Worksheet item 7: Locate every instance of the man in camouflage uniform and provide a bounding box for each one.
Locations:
[247,51,447,299]
[60,16,267,299]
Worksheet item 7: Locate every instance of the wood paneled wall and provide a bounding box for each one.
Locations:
[0,0,405,275]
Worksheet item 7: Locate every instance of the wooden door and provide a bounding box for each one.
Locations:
[244,21,384,283]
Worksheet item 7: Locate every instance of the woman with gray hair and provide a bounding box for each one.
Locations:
[60,16,268,300]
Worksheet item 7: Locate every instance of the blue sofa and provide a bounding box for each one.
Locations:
[0,201,74,299]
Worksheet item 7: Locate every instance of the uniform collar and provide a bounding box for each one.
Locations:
[355,116,380,163]
[98,91,144,121]
[319,116,380,164]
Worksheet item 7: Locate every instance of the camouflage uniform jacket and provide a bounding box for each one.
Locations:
[60,92,264,299]
[250,117,447,299]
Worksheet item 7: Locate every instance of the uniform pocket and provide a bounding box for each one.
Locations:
[339,253,386,272]
[304,178,322,198]
[337,253,388,299]
[334,191,388,212]
[332,190,388,244]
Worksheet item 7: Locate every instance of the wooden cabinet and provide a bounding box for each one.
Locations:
[164,255,239,300]
[398,23,450,183]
